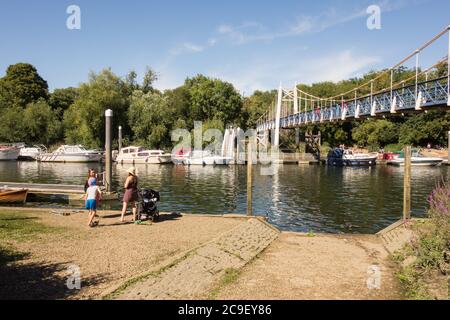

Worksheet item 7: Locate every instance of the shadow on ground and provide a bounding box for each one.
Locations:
[0,247,104,300]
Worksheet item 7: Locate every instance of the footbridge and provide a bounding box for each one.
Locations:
[256,26,450,147]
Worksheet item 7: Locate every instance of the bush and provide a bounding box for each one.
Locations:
[384,143,405,153]
[396,183,450,299]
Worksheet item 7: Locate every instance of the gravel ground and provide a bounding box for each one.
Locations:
[0,208,243,299]
[216,232,402,300]
[116,218,279,300]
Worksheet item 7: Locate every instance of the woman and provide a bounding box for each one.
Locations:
[120,167,139,222]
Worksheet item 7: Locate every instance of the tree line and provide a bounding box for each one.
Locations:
[0,62,448,151]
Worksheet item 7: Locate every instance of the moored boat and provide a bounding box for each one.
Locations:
[0,188,28,203]
[327,148,378,166]
[38,145,102,163]
[175,150,232,166]
[389,152,443,167]
[18,145,47,160]
[115,146,172,164]
[0,146,20,161]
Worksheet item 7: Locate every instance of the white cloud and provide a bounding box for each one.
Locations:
[208,0,418,46]
[209,50,380,94]
[169,42,206,55]
[183,43,204,53]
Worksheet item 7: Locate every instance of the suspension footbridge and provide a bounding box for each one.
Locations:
[256,26,450,148]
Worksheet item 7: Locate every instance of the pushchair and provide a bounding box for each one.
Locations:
[136,188,160,222]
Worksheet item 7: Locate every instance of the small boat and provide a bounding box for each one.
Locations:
[0,188,28,203]
[115,146,172,164]
[0,146,20,161]
[18,145,47,160]
[171,148,191,165]
[389,152,443,167]
[175,150,232,166]
[327,148,378,166]
[38,145,103,163]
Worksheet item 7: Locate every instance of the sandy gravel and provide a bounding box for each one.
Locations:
[216,232,402,300]
[0,208,243,300]
[117,218,279,300]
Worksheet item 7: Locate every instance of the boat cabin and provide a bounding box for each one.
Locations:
[55,145,90,153]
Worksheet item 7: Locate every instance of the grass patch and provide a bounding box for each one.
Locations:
[305,230,316,238]
[0,210,61,268]
[209,268,241,300]
[0,211,58,243]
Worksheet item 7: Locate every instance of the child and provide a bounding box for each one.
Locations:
[84,178,102,227]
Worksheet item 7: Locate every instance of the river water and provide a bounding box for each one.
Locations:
[0,161,448,234]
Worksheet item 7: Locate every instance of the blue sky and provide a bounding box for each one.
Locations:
[0,0,449,94]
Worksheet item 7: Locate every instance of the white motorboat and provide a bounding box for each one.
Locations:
[328,149,378,166]
[115,146,172,164]
[343,150,378,166]
[389,152,443,167]
[0,146,20,161]
[38,145,103,163]
[18,145,47,160]
[176,150,232,166]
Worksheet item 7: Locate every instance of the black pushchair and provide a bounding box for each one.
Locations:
[137,188,160,222]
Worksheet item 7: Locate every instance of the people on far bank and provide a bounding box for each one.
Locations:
[120,167,139,223]
[84,178,102,227]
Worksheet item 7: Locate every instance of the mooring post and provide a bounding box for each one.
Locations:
[247,140,253,216]
[105,109,113,193]
[118,126,122,153]
[318,131,322,162]
[403,146,412,220]
[448,131,450,165]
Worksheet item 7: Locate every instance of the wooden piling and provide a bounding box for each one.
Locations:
[448,131,450,164]
[403,146,412,220]
[247,141,253,216]
[105,109,113,193]
[118,126,123,153]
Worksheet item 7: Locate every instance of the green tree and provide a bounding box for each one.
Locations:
[0,106,27,142]
[352,119,398,149]
[23,100,62,145]
[399,111,450,147]
[128,90,174,149]
[184,75,243,126]
[49,87,78,118]
[63,69,131,148]
[0,63,48,107]
[243,90,276,128]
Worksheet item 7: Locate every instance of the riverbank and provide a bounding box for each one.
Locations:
[0,207,246,299]
[0,207,409,300]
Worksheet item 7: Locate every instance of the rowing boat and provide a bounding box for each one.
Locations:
[0,189,28,204]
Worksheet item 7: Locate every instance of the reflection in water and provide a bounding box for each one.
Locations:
[0,161,447,234]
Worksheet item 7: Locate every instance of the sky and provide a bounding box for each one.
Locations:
[0,0,449,94]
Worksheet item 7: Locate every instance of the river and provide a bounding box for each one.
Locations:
[0,161,447,234]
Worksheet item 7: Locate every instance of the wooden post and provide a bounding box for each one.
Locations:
[403,146,412,220]
[105,109,113,193]
[247,140,253,216]
[318,131,322,161]
[118,126,123,153]
[448,131,450,164]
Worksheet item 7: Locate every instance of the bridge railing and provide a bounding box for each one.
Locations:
[257,26,450,133]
